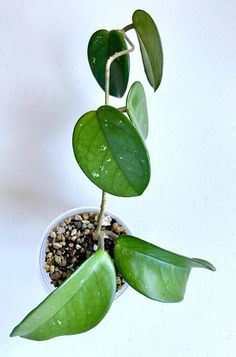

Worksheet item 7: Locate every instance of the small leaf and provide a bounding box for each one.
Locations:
[72,105,150,197]
[88,29,130,97]
[126,81,148,139]
[132,9,163,91]
[114,236,215,302]
[10,250,116,340]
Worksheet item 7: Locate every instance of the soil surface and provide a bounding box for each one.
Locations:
[43,212,126,292]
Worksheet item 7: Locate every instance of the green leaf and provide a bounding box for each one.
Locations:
[88,29,130,98]
[126,81,148,139]
[132,9,163,91]
[10,250,116,340]
[114,236,215,302]
[72,105,150,197]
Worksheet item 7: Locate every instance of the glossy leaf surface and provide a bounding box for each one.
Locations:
[114,236,215,302]
[133,9,163,91]
[88,29,129,97]
[126,81,148,139]
[73,105,150,197]
[10,250,116,340]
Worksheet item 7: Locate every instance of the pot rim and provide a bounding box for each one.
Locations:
[38,206,132,300]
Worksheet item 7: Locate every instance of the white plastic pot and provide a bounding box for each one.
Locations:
[39,207,131,299]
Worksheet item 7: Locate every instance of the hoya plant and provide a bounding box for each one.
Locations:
[10,9,215,341]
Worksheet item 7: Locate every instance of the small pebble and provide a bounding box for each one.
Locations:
[50,265,55,274]
[102,215,112,226]
[53,242,62,249]
[54,255,67,267]
[54,255,62,265]
[51,271,61,279]
[57,234,64,242]
[47,258,53,265]
[82,219,90,224]
[71,229,77,236]
[93,244,98,251]
[82,213,89,220]
[50,231,56,239]
[57,227,65,235]
[44,264,50,272]
[74,221,82,229]
[112,222,125,234]
[74,215,82,221]
[65,217,71,224]
[70,249,76,257]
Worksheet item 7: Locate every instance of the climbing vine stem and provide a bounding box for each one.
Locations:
[95,31,135,249]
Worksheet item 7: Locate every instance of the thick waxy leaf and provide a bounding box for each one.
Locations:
[10,250,116,340]
[126,81,148,139]
[114,236,215,302]
[88,29,129,97]
[133,9,163,91]
[73,105,150,197]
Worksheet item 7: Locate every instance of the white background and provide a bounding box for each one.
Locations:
[1,1,236,356]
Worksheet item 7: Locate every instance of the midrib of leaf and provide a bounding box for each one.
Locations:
[108,137,146,179]
[118,243,190,270]
[17,259,103,336]
[97,115,140,195]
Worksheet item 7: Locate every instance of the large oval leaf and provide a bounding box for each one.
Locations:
[10,250,116,340]
[73,105,150,197]
[88,29,130,98]
[114,236,215,302]
[133,9,163,91]
[126,81,148,139]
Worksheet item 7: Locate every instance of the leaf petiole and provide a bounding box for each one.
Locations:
[120,23,134,33]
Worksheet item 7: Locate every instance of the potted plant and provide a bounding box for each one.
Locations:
[10,9,215,341]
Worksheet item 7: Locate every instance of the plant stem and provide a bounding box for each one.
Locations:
[105,32,135,105]
[104,230,118,240]
[96,191,107,249]
[118,106,127,113]
[96,31,135,249]
[121,23,134,32]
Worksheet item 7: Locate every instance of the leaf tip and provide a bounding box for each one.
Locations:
[9,327,17,338]
[192,258,216,271]
[208,263,216,272]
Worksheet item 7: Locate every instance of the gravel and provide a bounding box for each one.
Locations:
[44,212,126,291]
